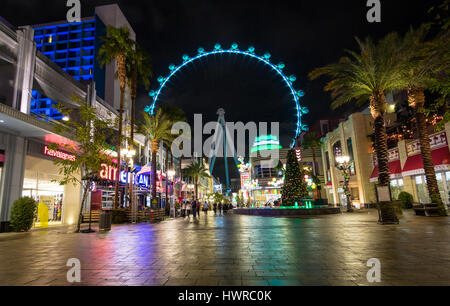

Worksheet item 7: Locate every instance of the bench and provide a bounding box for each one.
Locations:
[413,203,443,217]
[126,209,166,222]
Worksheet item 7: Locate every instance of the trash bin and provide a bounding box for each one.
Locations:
[99,210,112,231]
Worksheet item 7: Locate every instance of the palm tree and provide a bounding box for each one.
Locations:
[126,44,152,209]
[302,132,322,200]
[126,44,152,148]
[139,108,174,207]
[184,159,211,200]
[399,26,449,215]
[302,132,321,176]
[309,33,409,222]
[159,104,186,213]
[98,25,135,209]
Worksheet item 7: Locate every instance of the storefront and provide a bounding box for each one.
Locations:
[92,163,151,209]
[23,140,81,225]
[370,149,404,200]
[402,136,450,204]
[251,188,281,206]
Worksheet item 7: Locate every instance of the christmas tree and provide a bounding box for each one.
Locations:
[281,149,308,206]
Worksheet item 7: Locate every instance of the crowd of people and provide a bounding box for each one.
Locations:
[180,200,233,218]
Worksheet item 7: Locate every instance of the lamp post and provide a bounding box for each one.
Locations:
[168,169,176,217]
[335,155,354,213]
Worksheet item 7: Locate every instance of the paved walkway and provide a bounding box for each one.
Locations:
[0,209,449,286]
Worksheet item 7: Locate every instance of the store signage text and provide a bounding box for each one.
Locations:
[44,146,76,161]
[99,163,149,187]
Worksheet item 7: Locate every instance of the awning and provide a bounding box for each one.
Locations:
[369,160,402,183]
[402,146,450,177]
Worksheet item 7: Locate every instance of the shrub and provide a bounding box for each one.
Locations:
[9,197,38,232]
[398,192,413,209]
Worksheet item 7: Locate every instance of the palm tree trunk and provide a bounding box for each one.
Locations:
[128,96,136,213]
[408,87,446,215]
[114,88,125,209]
[370,92,398,223]
[311,147,320,199]
[370,92,390,188]
[373,116,391,187]
[311,147,317,176]
[195,177,198,200]
[151,150,157,204]
[165,145,169,214]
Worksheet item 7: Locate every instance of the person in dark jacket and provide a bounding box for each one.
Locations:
[218,202,223,215]
[196,199,201,219]
[213,202,217,215]
[192,200,197,218]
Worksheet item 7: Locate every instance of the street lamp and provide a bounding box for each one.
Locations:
[121,148,136,220]
[168,169,176,217]
[335,155,354,212]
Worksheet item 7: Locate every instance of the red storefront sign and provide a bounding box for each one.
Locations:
[44,146,76,161]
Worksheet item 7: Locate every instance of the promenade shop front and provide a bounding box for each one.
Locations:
[23,140,81,225]
[370,131,450,205]
[90,163,151,210]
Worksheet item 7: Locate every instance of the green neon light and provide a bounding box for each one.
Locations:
[254,135,278,142]
[250,144,282,153]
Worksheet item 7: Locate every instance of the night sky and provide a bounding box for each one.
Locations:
[0,0,440,182]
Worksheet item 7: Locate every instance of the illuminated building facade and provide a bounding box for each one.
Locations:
[321,111,450,209]
[29,4,135,120]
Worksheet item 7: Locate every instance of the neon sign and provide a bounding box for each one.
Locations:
[44,146,76,161]
[251,135,282,153]
[99,164,149,188]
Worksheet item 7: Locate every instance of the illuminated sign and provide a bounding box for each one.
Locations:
[44,146,76,161]
[294,147,302,162]
[240,172,250,190]
[251,135,282,153]
[99,163,149,188]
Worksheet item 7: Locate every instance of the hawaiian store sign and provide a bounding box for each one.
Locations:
[407,132,448,156]
[44,146,76,161]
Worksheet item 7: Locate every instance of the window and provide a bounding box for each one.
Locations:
[333,141,342,157]
[347,138,354,161]
[415,176,423,184]
[325,151,330,169]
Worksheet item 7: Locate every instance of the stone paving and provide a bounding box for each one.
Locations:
[0,209,449,286]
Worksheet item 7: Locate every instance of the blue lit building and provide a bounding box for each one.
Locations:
[30,17,105,119]
[29,4,135,120]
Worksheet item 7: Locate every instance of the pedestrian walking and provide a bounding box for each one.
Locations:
[182,202,186,217]
[192,200,197,218]
[203,202,208,216]
[213,202,217,215]
[218,202,223,215]
[186,201,191,217]
[197,200,201,218]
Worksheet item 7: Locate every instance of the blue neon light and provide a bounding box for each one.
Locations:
[145,43,308,147]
